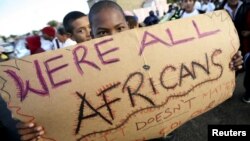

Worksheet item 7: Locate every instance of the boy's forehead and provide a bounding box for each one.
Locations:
[72,16,89,27]
[92,8,125,24]
[71,16,89,29]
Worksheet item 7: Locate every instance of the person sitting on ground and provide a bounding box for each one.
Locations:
[16,1,244,141]
[63,11,91,43]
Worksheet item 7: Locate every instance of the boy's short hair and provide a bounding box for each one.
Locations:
[57,26,67,35]
[63,11,86,34]
[88,0,125,27]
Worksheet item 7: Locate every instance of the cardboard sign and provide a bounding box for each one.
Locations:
[0,10,239,141]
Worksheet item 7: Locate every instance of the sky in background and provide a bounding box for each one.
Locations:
[0,0,89,37]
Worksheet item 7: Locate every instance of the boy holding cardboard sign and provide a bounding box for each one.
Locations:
[17,1,243,141]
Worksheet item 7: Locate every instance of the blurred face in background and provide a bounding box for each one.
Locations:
[183,0,195,13]
[228,0,239,6]
[42,33,54,41]
[203,0,209,4]
[56,33,67,43]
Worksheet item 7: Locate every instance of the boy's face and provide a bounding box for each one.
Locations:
[183,0,195,13]
[91,8,129,38]
[56,33,67,43]
[70,16,91,43]
[42,33,53,41]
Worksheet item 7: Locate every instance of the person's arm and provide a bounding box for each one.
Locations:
[16,122,44,141]
[229,51,243,71]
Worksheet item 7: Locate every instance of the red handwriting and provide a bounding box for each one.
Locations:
[72,38,120,76]
[95,38,120,65]
[139,20,220,55]
[44,55,71,88]
[4,55,74,101]
[5,60,49,101]
[5,19,223,103]
[73,45,101,75]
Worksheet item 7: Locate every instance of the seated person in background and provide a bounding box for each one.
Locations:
[26,26,55,54]
[54,26,76,49]
[17,1,244,141]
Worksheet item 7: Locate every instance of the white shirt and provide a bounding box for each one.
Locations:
[52,38,62,49]
[40,37,54,51]
[61,38,76,48]
[224,1,243,20]
[181,9,200,18]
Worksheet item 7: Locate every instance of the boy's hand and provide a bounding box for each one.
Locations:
[16,122,44,141]
[229,51,243,71]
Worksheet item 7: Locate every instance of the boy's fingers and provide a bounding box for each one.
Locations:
[16,122,35,129]
[233,53,243,60]
[237,65,243,70]
[229,62,234,70]
[18,128,36,136]
[20,133,38,141]
[234,60,244,67]
[18,126,43,134]
[20,131,44,141]
[233,51,242,58]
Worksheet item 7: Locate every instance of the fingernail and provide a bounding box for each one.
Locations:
[36,126,42,131]
[28,123,34,127]
[39,131,45,135]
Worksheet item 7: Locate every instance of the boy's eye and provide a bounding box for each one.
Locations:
[117,26,125,32]
[78,29,85,33]
[97,31,108,36]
